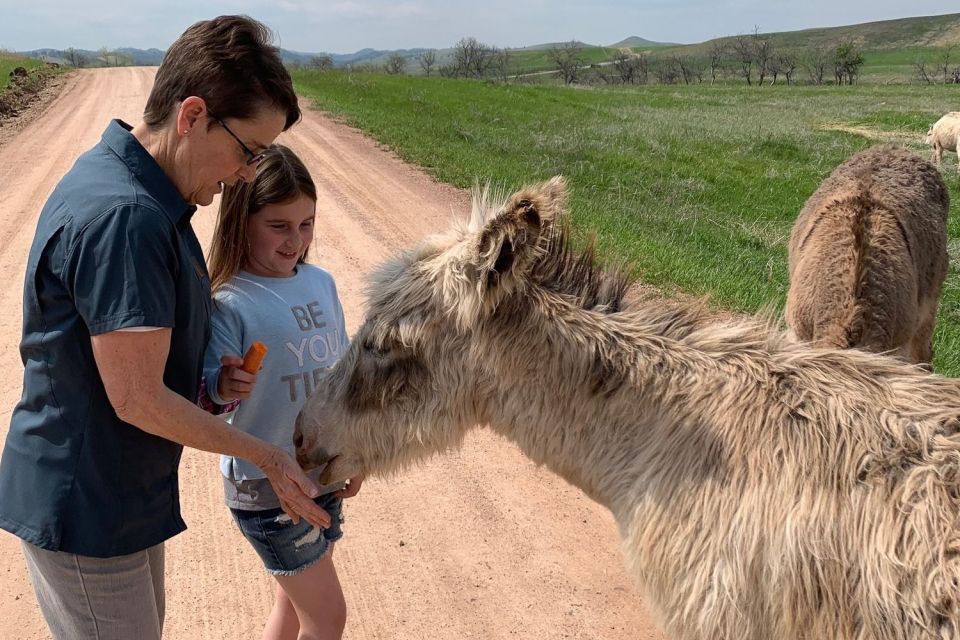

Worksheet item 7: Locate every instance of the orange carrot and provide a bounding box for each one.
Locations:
[240,341,268,374]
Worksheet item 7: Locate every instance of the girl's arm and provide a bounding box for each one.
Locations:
[91,329,330,529]
[201,301,253,407]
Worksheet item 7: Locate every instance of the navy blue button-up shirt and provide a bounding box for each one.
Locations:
[0,120,212,557]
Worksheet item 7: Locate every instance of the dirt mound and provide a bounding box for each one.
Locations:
[0,63,62,121]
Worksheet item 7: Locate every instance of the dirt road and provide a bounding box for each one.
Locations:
[0,68,666,640]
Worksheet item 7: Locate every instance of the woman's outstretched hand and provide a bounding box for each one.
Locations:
[257,444,331,529]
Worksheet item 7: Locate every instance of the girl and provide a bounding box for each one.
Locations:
[202,144,362,640]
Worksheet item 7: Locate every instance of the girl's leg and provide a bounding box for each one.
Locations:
[262,581,301,640]
[274,546,346,640]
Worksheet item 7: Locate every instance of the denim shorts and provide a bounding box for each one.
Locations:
[230,493,344,576]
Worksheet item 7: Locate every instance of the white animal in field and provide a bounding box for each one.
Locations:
[925,111,960,173]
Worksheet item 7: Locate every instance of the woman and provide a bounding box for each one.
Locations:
[0,15,328,640]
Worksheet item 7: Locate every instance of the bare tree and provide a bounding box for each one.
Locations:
[729,35,755,85]
[310,54,334,71]
[489,47,512,83]
[752,27,775,85]
[451,37,495,78]
[63,48,87,68]
[384,52,407,75]
[708,41,728,84]
[652,58,680,84]
[548,41,584,85]
[674,56,693,85]
[801,47,829,85]
[613,48,640,84]
[418,50,436,76]
[937,46,955,84]
[635,52,650,85]
[97,47,131,67]
[914,55,934,84]
[778,53,797,85]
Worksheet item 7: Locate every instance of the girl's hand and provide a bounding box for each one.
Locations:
[258,444,332,530]
[217,354,257,401]
[335,474,366,499]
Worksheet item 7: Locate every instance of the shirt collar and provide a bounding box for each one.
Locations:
[100,119,197,225]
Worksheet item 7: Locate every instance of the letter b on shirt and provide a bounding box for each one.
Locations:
[291,302,326,331]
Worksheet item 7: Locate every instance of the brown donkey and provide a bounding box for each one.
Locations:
[297,177,960,640]
[786,145,949,365]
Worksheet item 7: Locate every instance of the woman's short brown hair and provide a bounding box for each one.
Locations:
[144,15,300,130]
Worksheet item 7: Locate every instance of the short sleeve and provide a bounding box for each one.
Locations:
[62,205,177,335]
[202,295,246,406]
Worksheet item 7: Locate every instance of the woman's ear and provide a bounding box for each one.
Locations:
[176,96,208,137]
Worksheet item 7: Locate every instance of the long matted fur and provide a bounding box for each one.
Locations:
[298,176,960,640]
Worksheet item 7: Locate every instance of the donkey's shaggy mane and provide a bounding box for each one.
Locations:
[530,225,631,313]
[470,181,632,313]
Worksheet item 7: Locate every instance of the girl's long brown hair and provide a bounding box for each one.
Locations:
[207,144,317,292]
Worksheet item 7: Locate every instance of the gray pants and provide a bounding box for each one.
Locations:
[21,540,165,640]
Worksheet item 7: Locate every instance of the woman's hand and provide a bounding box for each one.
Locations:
[335,474,366,499]
[217,354,257,401]
[257,444,332,530]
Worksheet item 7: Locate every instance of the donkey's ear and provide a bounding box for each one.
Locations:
[474,176,568,296]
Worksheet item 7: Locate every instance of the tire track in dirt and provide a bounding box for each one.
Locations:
[0,67,666,640]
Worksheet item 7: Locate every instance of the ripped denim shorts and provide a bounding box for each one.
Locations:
[230,493,344,576]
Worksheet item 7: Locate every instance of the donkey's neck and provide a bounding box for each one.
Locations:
[482,296,738,517]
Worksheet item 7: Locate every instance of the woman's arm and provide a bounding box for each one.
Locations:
[91,328,330,529]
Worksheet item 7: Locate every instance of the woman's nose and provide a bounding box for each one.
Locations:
[237,163,257,183]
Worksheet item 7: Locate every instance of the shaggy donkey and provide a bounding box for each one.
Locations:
[296,177,960,640]
[925,112,960,174]
[786,145,949,366]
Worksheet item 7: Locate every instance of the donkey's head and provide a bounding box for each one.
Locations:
[295,176,603,483]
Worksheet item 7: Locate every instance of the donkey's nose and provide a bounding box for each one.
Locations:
[293,415,315,469]
[293,425,304,450]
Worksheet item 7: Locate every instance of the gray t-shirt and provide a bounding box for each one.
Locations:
[203,265,348,510]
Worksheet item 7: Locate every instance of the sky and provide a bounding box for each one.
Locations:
[1,0,958,54]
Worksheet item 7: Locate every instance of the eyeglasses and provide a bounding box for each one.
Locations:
[208,111,266,166]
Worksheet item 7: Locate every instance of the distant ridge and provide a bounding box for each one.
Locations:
[689,12,960,54]
[609,36,678,48]
[14,13,960,68]
[512,40,595,51]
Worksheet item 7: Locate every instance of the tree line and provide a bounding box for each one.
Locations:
[290,28,960,87]
[912,46,960,84]
[553,30,867,86]
[60,48,135,68]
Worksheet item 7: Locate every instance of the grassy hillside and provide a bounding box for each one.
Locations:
[293,70,960,374]
[753,13,960,50]
[492,13,960,81]
[654,13,960,57]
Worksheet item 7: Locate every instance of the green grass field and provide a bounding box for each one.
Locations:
[293,70,960,374]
